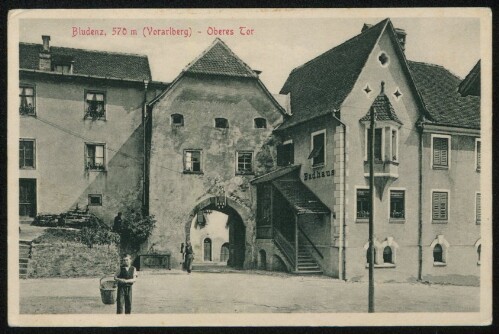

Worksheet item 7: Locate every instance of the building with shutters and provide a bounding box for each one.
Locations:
[19,35,167,224]
[252,19,481,284]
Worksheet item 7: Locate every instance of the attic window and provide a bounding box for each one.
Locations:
[254,118,267,129]
[378,52,389,66]
[53,63,72,74]
[215,118,229,129]
[171,114,184,126]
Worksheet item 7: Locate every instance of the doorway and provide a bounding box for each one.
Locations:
[19,178,36,217]
[203,238,212,261]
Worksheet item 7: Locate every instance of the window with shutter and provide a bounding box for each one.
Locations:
[432,136,449,168]
[432,191,448,222]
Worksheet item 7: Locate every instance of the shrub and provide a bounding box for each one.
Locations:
[32,228,81,244]
[119,210,156,253]
[79,226,120,248]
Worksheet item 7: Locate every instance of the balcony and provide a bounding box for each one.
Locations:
[364,160,399,179]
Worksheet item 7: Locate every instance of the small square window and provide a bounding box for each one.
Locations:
[356,189,370,220]
[215,118,229,129]
[254,118,267,129]
[390,190,405,220]
[86,144,106,171]
[88,194,102,206]
[236,151,254,175]
[19,85,35,115]
[172,114,184,126]
[184,150,202,173]
[19,139,36,169]
[85,91,106,120]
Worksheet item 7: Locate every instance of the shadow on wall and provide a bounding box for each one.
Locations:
[73,123,144,226]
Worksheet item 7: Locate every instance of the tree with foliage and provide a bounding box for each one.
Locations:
[118,209,157,254]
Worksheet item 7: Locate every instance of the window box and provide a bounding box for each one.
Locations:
[85,143,106,171]
[433,262,447,267]
[19,85,36,116]
[84,91,106,120]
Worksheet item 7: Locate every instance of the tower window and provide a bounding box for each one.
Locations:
[254,118,267,129]
[171,114,184,126]
[215,118,229,129]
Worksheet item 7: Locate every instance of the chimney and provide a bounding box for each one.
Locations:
[394,28,407,52]
[39,35,51,71]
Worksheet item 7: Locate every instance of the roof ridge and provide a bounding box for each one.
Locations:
[289,18,390,76]
[183,38,257,77]
[19,42,149,58]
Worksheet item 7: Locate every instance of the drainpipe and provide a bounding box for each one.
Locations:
[332,112,347,281]
[142,80,149,215]
[417,121,424,281]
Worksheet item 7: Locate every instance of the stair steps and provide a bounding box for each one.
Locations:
[19,241,32,279]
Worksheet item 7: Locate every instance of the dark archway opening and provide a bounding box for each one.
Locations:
[187,198,246,269]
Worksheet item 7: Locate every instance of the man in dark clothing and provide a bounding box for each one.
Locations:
[184,241,194,274]
[113,212,123,234]
[114,254,137,314]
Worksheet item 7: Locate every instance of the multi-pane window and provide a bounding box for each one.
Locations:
[236,151,254,175]
[254,118,267,129]
[88,194,103,206]
[53,64,72,74]
[476,139,481,171]
[432,191,448,222]
[476,193,481,224]
[171,114,184,126]
[433,244,443,263]
[19,86,35,115]
[309,131,325,166]
[432,136,449,168]
[184,150,202,173]
[356,189,370,219]
[366,128,383,161]
[19,139,35,169]
[85,91,106,119]
[391,129,398,161]
[277,141,294,167]
[86,144,105,171]
[215,118,229,129]
[390,190,405,219]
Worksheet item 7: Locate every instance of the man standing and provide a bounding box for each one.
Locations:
[113,212,123,233]
[114,254,137,314]
[184,241,194,274]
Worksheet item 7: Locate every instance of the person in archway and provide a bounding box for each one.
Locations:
[184,241,194,274]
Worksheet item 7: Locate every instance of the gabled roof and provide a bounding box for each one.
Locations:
[277,19,389,131]
[184,38,258,78]
[360,83,402,124]
[19,42,152,81]
[408,61,480,129]
[458,60,481,97]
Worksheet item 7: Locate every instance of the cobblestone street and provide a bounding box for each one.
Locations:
[20,270,480,314]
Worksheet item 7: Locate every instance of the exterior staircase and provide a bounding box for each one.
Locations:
[19,240,32,279]
[296,243,322,274]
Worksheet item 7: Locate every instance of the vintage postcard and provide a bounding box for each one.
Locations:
[7,8,492,326]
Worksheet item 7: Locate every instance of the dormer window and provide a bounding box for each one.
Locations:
[215,118,229,129]
[171,114,184,126]
[254,118,267,129]
[84,91,106,120]
[53,63,72,74]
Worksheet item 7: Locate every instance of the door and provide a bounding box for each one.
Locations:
[203,238,212,261]
[19,178,36,217]
[220,243,230,262]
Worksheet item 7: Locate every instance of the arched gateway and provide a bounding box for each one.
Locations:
[185,196,247,269]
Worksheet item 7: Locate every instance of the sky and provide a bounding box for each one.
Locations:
[17,13,481,94]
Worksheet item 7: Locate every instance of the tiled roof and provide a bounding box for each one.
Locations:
[360,87,402,124]
[184,38,258,78]
[408,61,480,129]
[20,43,152,81]
[277,19,389,131]
[251,165,301,184]
[273,179,330,215]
